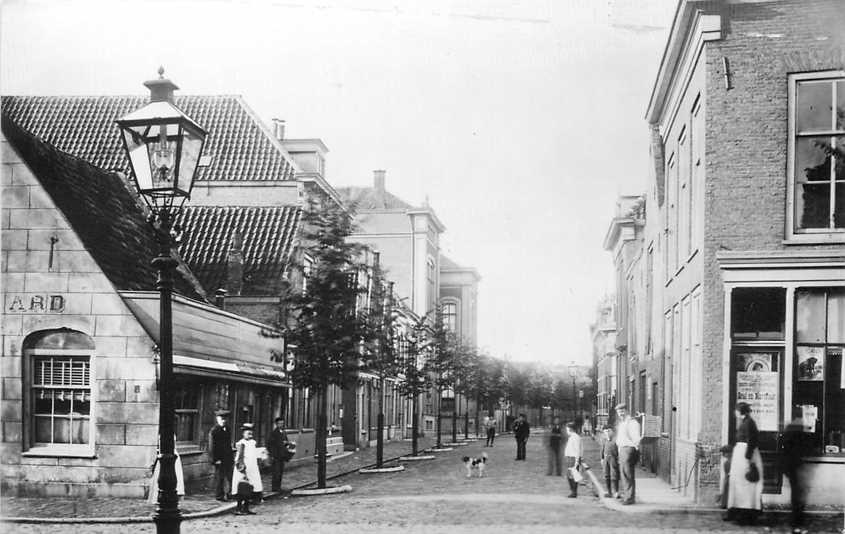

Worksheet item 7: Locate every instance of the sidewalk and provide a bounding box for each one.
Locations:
[0,436,436,523]
[582,436,844,519]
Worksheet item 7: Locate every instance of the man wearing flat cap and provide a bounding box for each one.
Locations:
[209,409,234,501]
[614,403,641,505]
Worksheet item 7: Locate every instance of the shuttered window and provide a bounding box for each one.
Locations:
[32,356,91,445]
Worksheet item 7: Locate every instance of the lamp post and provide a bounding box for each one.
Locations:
[568,362,577,424]
[116,68,207,534]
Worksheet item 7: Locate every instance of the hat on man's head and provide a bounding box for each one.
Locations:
[240,423,254,431]
[214,409,231,417]
[614,403,628,411]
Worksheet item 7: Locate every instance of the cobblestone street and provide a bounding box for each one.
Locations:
[5,435,842,534]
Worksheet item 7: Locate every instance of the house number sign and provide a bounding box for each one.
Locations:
[6,294,66,313]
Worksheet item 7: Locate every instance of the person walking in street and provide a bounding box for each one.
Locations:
[266,417,292,493]
[546,416,564,476]
[232,423,263,515]
[564,422,583,497]
[513,413,530,460]
[208,409,234,501]
[485,415,497,447]
[601,427,620,498]
[615,403,641,505]
[781,415,809,534]
[725,402,764,526]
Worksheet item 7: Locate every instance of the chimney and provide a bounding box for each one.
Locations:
[143,66,178,103]
[272,118,286,141]
[215,288,227,310]
[373,170,386,197]
[227,232,244,296]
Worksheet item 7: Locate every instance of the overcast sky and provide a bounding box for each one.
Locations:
[1,0,675,366]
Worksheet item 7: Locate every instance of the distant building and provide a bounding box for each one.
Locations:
[590,296,617,428]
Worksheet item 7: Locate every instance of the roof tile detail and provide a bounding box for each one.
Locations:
[178,206,301,296]
[336,186,413,210]
[1,95,297,182]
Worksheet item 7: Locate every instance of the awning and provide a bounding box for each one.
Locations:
[120,291,288,388]
[173,355,289,387]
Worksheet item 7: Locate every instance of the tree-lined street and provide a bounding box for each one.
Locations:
[7,434,842,533]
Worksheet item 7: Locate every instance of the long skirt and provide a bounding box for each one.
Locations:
[147,455,185,504]
[727,442,763,512]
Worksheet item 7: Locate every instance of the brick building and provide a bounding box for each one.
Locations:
[639,0,845,505]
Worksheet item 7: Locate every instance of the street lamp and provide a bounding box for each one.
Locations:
[116,68,207,534]
[568,362,577,424]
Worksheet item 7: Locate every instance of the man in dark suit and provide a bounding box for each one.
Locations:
[209,409,234,501]
[266,417,291,492]
[513,413,530,460]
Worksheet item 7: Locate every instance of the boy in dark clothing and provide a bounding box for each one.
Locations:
[547,416,564,475]
[601,427,620,498]
[513,414,530,460]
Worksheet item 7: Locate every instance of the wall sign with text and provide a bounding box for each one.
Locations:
[6,294,66,313]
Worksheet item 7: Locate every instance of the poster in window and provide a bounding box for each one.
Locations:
[796,346,824,381]
[736,371,778,431]
[737,352,773,372]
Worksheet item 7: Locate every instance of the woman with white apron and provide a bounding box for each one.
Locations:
[725,402,764,525]
[147,435,185,504]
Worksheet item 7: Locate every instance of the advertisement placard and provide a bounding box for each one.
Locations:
[736,371,778,431]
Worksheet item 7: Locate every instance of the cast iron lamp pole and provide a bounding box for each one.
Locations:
[116,68,207,534]
[569,362,577,423]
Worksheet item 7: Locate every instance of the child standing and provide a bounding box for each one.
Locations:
[601,427,620,498]
[232,423,263,515]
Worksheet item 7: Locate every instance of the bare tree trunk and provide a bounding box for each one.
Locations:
[436,386,443,448]
[411,393,419,456]
[317,385,328,488]
[376,378,385,468]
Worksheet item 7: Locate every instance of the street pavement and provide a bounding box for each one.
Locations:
[4,434,843,533]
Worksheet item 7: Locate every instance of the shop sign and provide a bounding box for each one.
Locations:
[736,371,778,431]
[6,294,66,313]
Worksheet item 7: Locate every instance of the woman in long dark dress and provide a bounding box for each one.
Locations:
[725,402,764,525]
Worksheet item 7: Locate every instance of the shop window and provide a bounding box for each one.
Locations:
[174,383,199,445]
[731,288,786,340]
[789,73,845,236]
[793,288,845,456]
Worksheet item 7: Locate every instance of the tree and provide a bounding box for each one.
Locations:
[427,307,459,447]
[275,200,366,489]
[395,315,433,457]
[360,257,402,468]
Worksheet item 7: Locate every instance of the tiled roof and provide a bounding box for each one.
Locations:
[336,186,414,210]
[178,206,301,296]
[1,113,205,300]
[1,95,297,182]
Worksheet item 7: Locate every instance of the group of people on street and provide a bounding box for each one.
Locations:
[208,410,294,515]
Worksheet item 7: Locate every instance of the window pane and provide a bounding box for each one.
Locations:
[796,289,826,343]
[828,289,845,343]
[34,394,52,414]
[825,347,844,454]
[838,81,845,131]
[795,137,831,183]
[796,182,831,229]
[836,182,845,228]
[731,287,785,340]
[72,418,89,444]
[797,81,832,132]
[54,393,71,415]
[53,417,70,444]
[34,416,52,443]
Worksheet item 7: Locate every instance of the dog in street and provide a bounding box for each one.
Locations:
[462,452,488,478]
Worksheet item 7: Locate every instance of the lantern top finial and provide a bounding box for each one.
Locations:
[158,66,165,79]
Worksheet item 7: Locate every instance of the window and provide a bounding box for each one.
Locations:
[665,153,676,277]
[678,126,689,260]
[691,95,703,251]
[32,356,91,446]
[302,256,314,295]
[174,381,199,445]
[789,73,845,236]
[442,301,458,333]
[793,288,845,456]
[731,288,786,341]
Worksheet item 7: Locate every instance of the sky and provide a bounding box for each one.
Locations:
[1,0,676,366]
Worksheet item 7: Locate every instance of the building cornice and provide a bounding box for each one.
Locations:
[717,250,845,270]
[645,1,722,126]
